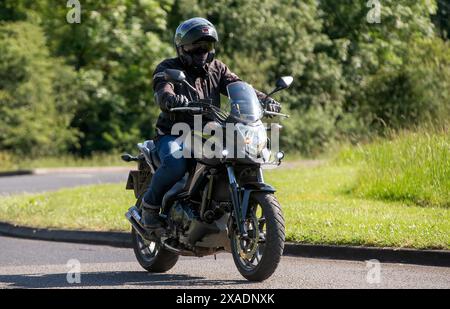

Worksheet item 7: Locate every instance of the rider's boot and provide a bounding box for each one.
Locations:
[141,201,163,229]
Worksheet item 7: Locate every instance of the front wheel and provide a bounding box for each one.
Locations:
[230,193,285,282]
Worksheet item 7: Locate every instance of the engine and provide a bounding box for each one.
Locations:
[166,199,231,255]
[169,201,198,231]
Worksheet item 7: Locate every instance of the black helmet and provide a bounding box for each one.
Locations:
[174,17,219,68]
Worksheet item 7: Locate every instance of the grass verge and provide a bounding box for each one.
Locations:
[337,129,449,208]
[0,164,448,249]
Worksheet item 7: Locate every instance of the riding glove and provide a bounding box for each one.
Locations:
[265,97,282,114]
[165,94,190,110]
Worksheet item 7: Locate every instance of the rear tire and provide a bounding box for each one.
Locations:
[231,192,285,282]
[131,228,179,273]
[130,194,179,273]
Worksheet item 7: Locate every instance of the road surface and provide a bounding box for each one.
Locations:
[0,171,128,195]
[0,236,448,289]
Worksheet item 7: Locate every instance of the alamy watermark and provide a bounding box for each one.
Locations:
[66,259,81,284]
[366,259,382,284]
[66,0,81,24]
[169,116,282,162]
[367,0,381,24]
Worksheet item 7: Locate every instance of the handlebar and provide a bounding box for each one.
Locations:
[264,111,290,118]
[169,101,290,119]
[169,106,203,113]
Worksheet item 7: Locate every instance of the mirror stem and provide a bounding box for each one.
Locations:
[183,80,200,100]
[262,87,281,104]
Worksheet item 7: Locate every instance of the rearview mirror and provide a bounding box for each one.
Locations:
[265,76,294,99]
[164,69,186,83]
[276,76,294,90]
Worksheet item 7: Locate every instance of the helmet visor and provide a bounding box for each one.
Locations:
[182,41,215,54]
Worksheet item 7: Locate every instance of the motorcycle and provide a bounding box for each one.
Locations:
[122,69,293,281]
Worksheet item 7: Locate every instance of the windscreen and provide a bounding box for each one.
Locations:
[227,82,263,123]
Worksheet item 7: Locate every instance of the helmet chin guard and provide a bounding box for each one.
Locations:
[177,49,216,68]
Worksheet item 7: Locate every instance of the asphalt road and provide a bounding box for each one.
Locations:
[0,236,448,289]
[0,171,128,195]
[0,160,321,196]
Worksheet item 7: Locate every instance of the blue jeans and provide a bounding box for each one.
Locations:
[143,135,187,209]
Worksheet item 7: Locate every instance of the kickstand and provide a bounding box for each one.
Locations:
[214,254,217,260]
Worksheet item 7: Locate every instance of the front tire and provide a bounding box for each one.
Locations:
[231,193,285,282]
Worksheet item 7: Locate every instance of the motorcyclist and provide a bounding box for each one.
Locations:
[141,17,281,229]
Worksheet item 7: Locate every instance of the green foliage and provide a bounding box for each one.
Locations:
[0,0,449,157]
[173,0,345,154]
[350,37,450,133]
[36,0,174,154]
[0,0,32,21]
[319,0,448,138]
[0,22,78,156]
[281,106,340,157]
[0,151,15,171]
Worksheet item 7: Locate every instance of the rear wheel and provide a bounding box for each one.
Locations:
[131,228,179,273]
[131,195,178,273]
[230,192,285,282]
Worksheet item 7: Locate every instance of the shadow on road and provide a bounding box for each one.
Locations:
[0,271,249,288]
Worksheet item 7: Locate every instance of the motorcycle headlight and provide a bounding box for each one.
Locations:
[236,122,267,157]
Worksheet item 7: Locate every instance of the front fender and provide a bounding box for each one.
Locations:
[240,182,276,220]
[242,182,276,193]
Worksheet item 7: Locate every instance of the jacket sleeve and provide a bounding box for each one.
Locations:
[152,63,176,112]
[218,62,267,101]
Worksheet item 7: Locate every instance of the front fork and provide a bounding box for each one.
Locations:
[226,165,275,238]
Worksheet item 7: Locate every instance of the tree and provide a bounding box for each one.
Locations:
[1,0,448,157]
[319,0,448,135]
[0,22,78,156]
[31,0,176,155]
[172,0,345,154]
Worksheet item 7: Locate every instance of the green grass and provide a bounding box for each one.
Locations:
[0,184,133,232]
[0,152,128,172]
[337,129,450,208]
[0,164,448,249]
[266,166,449,249]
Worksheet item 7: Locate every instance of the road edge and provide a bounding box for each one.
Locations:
[0,221,449,267]
[0,170,33,177]
[0,167,130,177]
[0,222,131,248]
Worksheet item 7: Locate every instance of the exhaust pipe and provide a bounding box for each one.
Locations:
[125,206,148,240]
[161,242,196,256]
[128,206,142,223]
[126,207,199,257]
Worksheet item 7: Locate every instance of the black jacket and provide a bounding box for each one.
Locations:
[152,57,266,135]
